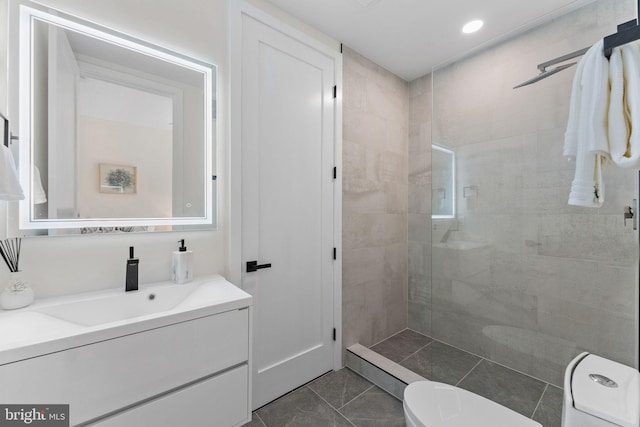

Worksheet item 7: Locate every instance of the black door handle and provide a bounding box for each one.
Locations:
[246,260,272,273]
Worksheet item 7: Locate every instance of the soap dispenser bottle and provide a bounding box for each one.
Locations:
[172,239,193,284]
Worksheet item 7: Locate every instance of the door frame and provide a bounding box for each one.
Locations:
[228,0,343,392]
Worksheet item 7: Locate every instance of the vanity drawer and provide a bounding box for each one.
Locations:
[0,308,249,425]
[89,364,249,427]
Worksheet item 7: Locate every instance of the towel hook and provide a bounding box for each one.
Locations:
[0,112,8,148]
[0,113,19,147]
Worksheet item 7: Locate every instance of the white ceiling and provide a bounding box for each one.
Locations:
[265,0,598,81]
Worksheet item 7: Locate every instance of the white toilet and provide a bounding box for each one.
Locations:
[562,352,640,427]
[403,380,542,426]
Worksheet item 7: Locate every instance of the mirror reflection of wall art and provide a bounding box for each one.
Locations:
[99,164,137,194]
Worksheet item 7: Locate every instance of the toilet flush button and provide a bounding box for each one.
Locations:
[589,373,618,388]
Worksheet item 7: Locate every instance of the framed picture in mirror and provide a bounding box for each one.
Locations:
[99,164,137,194]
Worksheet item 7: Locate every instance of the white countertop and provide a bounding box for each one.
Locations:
[0,275,251,365]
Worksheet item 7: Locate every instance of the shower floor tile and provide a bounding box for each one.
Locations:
[372,329,563,426]
[399,340,482,385]
[370,329,432,362]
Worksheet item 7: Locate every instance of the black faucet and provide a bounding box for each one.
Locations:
[125,246,139,292]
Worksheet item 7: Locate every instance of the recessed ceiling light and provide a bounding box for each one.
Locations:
[462,20,484,34]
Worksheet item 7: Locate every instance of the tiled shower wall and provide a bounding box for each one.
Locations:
[412,0,638,386]
[342,47,409,348]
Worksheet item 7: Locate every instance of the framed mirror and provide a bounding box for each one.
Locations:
[432,144,455,219]
[17,4,216,233]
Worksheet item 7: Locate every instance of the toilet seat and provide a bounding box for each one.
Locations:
[403,381,541,427]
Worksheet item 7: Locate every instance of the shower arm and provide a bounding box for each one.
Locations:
[516,0,640,89]
[536,47,589,73]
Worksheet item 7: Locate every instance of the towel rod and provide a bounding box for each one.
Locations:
[603,0,640,58]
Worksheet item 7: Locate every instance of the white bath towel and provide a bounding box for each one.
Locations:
[565,40,609,207]
[564,48,590,158]
[32,166,47,204]
[608,41,640,168]
[0,145,24,201]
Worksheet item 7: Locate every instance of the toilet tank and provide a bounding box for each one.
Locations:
[563,352,640,427]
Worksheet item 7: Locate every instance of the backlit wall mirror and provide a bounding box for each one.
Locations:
[432,144,455,219]
[17,4,216,233]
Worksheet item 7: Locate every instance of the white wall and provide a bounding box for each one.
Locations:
[0,0,230,298]
[77,115,173,219]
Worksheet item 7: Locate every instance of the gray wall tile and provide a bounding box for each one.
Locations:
[343,47,409,349]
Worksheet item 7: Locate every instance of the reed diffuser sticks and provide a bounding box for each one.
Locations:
[0,238,21,273]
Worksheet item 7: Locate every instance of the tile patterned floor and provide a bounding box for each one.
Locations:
[245,329,564,427]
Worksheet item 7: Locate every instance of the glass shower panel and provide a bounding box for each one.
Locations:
[429,2,638,385]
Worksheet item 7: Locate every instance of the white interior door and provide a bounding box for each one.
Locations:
[241,15,337,409]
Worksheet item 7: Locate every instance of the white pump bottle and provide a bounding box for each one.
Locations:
[172,239,193,284]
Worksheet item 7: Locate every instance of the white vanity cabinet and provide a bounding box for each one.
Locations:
[0,276,252,427]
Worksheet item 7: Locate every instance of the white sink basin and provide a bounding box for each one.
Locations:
[37,283,197,326]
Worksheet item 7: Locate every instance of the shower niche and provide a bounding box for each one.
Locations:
[431,144,455,219]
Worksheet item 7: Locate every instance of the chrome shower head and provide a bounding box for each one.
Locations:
[513,62,577,89]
